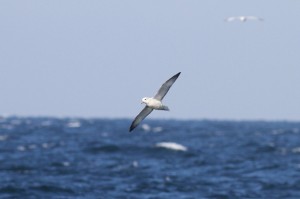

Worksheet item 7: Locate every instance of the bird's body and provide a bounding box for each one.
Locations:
[129,72,181,132]
[142,97,169,110]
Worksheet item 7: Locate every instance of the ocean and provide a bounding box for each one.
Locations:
[0,117,300,199]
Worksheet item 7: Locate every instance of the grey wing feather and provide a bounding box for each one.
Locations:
[154,72,181,101]
[247,16,263,20]
[225,17,236,22]
[129,107,153,132]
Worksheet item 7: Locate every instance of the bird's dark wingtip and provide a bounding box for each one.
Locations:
[174,72,181,79]
[170,72,181,79]
[129,124,135,132]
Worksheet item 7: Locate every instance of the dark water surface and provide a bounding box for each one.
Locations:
[0,117,300,199]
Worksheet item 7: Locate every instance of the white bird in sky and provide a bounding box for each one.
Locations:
[225,16,263,22]
[129,72,181,132]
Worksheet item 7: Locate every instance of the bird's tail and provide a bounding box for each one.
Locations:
[162,105,169,111]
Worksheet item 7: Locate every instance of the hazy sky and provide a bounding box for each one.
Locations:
[1,1,300,120]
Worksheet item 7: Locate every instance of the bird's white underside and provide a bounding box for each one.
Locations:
[142,97,165,110]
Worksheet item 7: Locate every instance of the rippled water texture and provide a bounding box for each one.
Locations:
[0,117,300,198]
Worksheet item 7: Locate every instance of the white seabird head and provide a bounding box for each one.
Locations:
[141,97,149,104]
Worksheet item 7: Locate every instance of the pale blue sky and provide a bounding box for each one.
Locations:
[1,1,300,120]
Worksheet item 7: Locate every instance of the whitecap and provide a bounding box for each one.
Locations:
[41,120,53,127]
[132,161,139,168]
[292,147,300,153]
[17,145,26,151]
[0,125,13,130]
[101,132,109,137]
[62,161,70,167]
[66,121,81,128]
[165,176,172,182]
[0,135,8,141]
[155,142,188,152]
[153,126,163,133]
[141,124,151,132]
[42,143,49,149]
[272,129,285,135]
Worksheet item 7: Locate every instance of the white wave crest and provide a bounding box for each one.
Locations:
[155,142,188,151]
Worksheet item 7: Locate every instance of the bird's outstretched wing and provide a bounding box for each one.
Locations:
[129,107,153,132]
[225,17,236,22]
[247,16,264,21]
[154,72,181,101]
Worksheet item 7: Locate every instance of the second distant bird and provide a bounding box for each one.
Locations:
[225,16,263,22]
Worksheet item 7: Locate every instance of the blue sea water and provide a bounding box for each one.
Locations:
[0,117,300,199]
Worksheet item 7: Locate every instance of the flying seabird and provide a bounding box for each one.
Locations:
[225,16,263,22]
[129,72,181,132]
